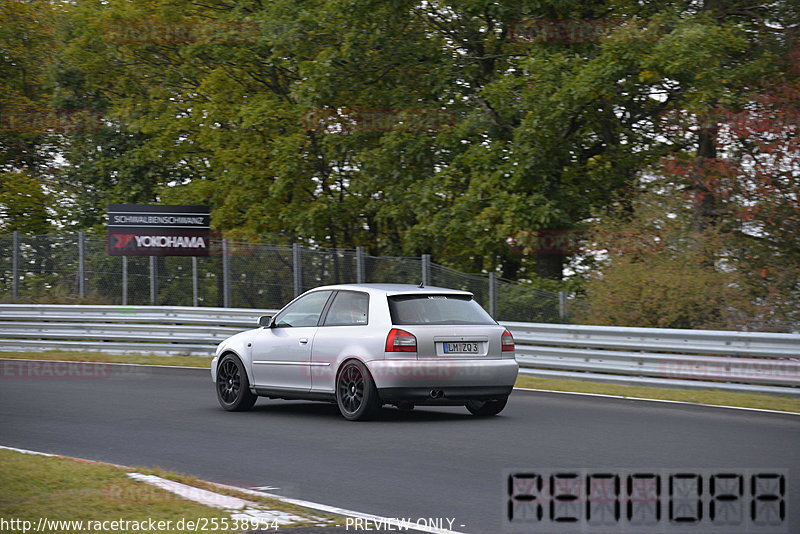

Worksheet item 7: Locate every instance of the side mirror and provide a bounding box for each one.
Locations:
[258,315,273,328]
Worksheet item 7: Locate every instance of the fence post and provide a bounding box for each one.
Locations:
[121,256,127,306]
[356,246,365,284]
[78,231,86,299]
[12,231,20,300]
[489,272,497,319]
[421,254,430,286]
[192,256,198,307]
[149,256,157,306]
[559,291,567,322]
[293,243,302,296]
[222,238,230,308]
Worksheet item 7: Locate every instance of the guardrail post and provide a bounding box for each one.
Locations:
[192,256,198,307]
[421,254,430,286]
[222,238,231,308]
[12,231,20,300]
[149,256,157,306]
[293,243,302,296]
[559,291,567,322]
[78,231,86,299]
[121,256,128,306]
[489,272,497,319]
[356,246,365,284]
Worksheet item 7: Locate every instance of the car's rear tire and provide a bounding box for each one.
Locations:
[336,360,381,421]
[465,396,508,416]
[216,354,257,412]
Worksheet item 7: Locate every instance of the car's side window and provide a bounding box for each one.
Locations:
[272,291,333,327]
[322,291,369,326]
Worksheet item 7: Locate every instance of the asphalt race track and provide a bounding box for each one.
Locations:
[1,361,798,533]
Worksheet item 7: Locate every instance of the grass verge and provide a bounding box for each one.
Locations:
[0,448,334,533]
[515,374,800,413]
[1,351,797,413]
[0,350,213,368]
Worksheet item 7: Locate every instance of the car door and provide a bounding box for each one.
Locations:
[250,290,333,391]
[310,290,371,393]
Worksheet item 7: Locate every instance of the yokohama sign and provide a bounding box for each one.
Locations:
[107,204,210,256]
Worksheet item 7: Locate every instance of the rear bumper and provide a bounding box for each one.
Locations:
[378,385,513,404]
[367,358,518,399]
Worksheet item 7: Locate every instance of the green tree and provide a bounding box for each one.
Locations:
[30,0,799,296]
[0,0,59,178]
[0,171,52,234]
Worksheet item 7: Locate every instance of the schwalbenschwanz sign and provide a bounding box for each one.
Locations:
[107,204,210,256]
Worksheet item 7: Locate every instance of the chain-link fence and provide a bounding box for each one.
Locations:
[1,232,571,322]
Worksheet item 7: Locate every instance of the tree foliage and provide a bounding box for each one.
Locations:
[1,0,798,328]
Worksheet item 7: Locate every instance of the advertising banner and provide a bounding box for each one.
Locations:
[107,204,210,256]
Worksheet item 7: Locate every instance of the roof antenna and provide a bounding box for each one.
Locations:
[418,281,424,288]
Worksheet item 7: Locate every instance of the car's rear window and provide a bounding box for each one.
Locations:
[387,294,495,325]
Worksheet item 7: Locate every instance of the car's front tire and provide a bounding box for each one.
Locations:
[465,396,508,416]
[336,360,381,421]
[216,354,257,412]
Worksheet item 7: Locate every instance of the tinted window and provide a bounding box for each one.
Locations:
[323,291,369,326]
[388,294,495,325]
[273,291,332,327]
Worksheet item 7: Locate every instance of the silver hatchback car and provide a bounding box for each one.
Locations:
[212,284,519,420]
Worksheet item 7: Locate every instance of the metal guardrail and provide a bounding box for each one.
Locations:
[0,304,276,356]
[508,322,800,397]
[1,305,798,396]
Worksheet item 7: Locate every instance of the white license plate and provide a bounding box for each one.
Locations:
[443,342,479,354]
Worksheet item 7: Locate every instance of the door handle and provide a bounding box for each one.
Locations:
[299,338,309,344]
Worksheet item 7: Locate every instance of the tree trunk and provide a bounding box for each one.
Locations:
[691,126,719,233]
[534,252,564,280]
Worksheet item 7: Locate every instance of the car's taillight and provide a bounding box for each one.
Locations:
[385,328,417,352]
[501,329,515,352]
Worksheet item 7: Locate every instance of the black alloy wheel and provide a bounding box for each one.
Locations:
[216,354,257,411]
[336,360,381,421]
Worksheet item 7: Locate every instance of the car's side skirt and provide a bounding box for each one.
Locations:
[253,386,336,402]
